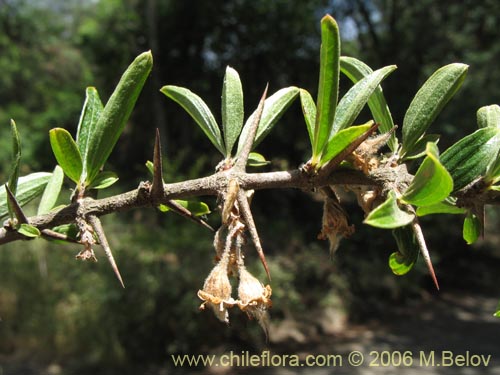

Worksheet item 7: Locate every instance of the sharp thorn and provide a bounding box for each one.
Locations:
[151,128,165,200]
[164,200,214,232]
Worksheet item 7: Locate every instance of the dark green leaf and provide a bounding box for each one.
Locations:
[0,172,51,220]
[320,122,373,165]
[340,56,397,151]
[402,63,468,155]
[441,127,500,192]
[51,223,79,242]
[331,65,396,135]
[37,165,64,215]
[311,15,340,164]
[401,134,440,161]
[88,171,119,189]
[401,142,453,206]
[463,211,481,245]
[161,85,224,155]
[299,89,316,148]
[49,128,83,183]
[222,66,244,156]
[76,87,103,182]
[18,223,41,238]
[86,51,153,184]
[389,226,419,275]
[237,87,299,154]
[364,191,415,229]
[158,200,210,216]
[416,198,466,216]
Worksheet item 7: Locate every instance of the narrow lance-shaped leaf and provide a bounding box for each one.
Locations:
[38,165,64,215]
[0,172,52,220]
[441,127,500,192]
[401,134,440,160]
[331,65,396,136]
[340,56,397,151]
[364,191,415,229]
[401,142,453,207]
[402,63,468,156]
[161,85,225,155]
[87,171,119,190]
[76,87,103,183]
[86,51,153,184]
[320,121,373,166]
[311,14,340,163]
[222,66,244,156]
[49,128,83,183]
[299,89,316,148]
[18,224,41,238]
[236,87,299,155]
[7,120,21,220]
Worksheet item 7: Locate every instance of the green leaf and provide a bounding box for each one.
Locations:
[364,191,415,229]
[402,63,468,155]
[158,200,210,216]
[18,223,41,238]
[37,165,64,215]
[441,127,500,192]
[299,89,316,148]
[400,134,440,161]
[319,121,373,165]
[416,198,466,216]
[477,104,500,129]
[51,223,79,242]
[389,226,419,275]
[312,15,340,163]
[247,152,270,167]
[221,66,244,157]
[463,211,481,245]
[340,56,397,151]
[401,142,453,206]
[236,87,299,154]
[331,65,396,136]
[49,128,83,183]
[86,51,153,184]
[76,87,103,183]
[8,120,21,219]
[0,172,52,220]
[161,85,224,155]
[88,171,119,190]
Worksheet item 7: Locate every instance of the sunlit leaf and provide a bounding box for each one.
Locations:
[311,15,340,164]
[340,56,397,151]
[247,152,270,167]
[158,200,211,216]
[0,173,52,220]
[364,191,415,229]
[222,66,244,156]
[237,87,299,154]
[402,63,468,156]
[400,134,440,161]
[441,127,500,192]
[331,65,396,135]
[86,51,153,184]
[477,104,500,129]
[401,142,453,206]
[49,128,83,183]
[76,87,103,183]
[37,165,64,215]
[18,223,41,238]
[88,171,119,190]
[463,211,481,245]
[161,85,225,155]
[319,121,373,166]
[299,89,316,147]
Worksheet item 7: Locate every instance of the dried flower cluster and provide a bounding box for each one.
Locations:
[198,182,272,336]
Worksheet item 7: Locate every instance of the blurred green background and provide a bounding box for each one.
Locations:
[0,0,499,373]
